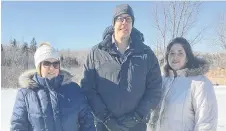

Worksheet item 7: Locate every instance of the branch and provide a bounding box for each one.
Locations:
[176,1,186,37]
[190,27,207,46]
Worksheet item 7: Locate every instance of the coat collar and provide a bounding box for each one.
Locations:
[18,69,73,88]
[98,25,147,54]
[164,58,210,77]
[168,68,188,77]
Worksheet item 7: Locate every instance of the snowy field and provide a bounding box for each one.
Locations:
[1,86,226,131]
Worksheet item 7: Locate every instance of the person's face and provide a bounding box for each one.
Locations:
[168,44,187,71]
[40,58,60,79]
[114,14,133,39]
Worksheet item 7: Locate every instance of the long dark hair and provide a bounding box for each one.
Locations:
[164,37,205,76]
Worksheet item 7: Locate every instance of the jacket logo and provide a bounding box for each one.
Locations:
[132,54,147,59]
[132,55,143,58]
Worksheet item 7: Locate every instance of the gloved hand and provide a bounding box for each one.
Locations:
[118,112,142,128]
[104,117,129,131]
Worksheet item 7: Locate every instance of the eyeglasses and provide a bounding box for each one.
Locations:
[42,61,60,69]
[116,16,133,23]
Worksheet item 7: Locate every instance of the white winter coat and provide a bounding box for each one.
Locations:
[148,61,218,131]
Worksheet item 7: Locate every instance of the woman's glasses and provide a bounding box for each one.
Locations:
[42,61,60,69]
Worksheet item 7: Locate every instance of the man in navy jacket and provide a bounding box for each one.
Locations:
[81,4,162,131]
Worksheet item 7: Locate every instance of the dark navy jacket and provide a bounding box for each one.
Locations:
[11,69,96,131]
[81,26,162,125]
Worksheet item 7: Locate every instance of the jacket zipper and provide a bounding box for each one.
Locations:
[158,77,177,129]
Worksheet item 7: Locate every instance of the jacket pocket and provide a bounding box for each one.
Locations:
[28,113,45,130]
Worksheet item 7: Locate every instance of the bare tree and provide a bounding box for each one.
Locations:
[216,13,226,50]
[152,1,205,63]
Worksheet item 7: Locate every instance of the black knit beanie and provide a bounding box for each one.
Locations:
[112,4,135,26]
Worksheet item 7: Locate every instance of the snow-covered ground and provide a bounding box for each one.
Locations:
[1,87,226,131]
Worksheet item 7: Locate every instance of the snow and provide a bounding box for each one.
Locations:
[1,87,226,131]
[1,89,18,131]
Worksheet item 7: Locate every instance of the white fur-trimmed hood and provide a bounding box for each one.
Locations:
[164,58,210,77]
[18,69,74,88]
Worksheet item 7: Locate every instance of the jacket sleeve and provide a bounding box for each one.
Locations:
[135,49,163,123]
[80,48,110,122]
[192,78,218,131]
[78,93,96,131]
[10,89,30,131]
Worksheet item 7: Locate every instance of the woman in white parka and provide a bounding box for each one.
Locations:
[156,37,218,131]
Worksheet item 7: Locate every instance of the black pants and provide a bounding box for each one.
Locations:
[95,122,147,131]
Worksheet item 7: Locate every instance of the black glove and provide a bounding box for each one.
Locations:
[118,112,142,128]
[104,117,129,131]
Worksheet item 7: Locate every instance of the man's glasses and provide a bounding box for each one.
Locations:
[42,61,60,69]
[116,16,133,23]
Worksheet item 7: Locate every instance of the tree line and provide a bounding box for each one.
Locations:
[1,38,81,88]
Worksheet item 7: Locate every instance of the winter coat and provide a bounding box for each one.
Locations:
[81,26,162,130]
[149,59,218,131]
[11,69,96,131]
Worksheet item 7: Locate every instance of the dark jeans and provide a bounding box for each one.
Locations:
[95,122,147,131]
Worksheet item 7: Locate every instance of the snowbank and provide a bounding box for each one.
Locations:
[1,87,226,131]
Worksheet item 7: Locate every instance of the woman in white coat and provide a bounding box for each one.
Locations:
[154,37,218,131]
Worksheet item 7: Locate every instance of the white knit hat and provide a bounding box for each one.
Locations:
[34,42,60,68]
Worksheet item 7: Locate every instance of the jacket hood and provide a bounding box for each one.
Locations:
[18,69,73,88]
[164,58,210,77]
[98,25,146,53]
